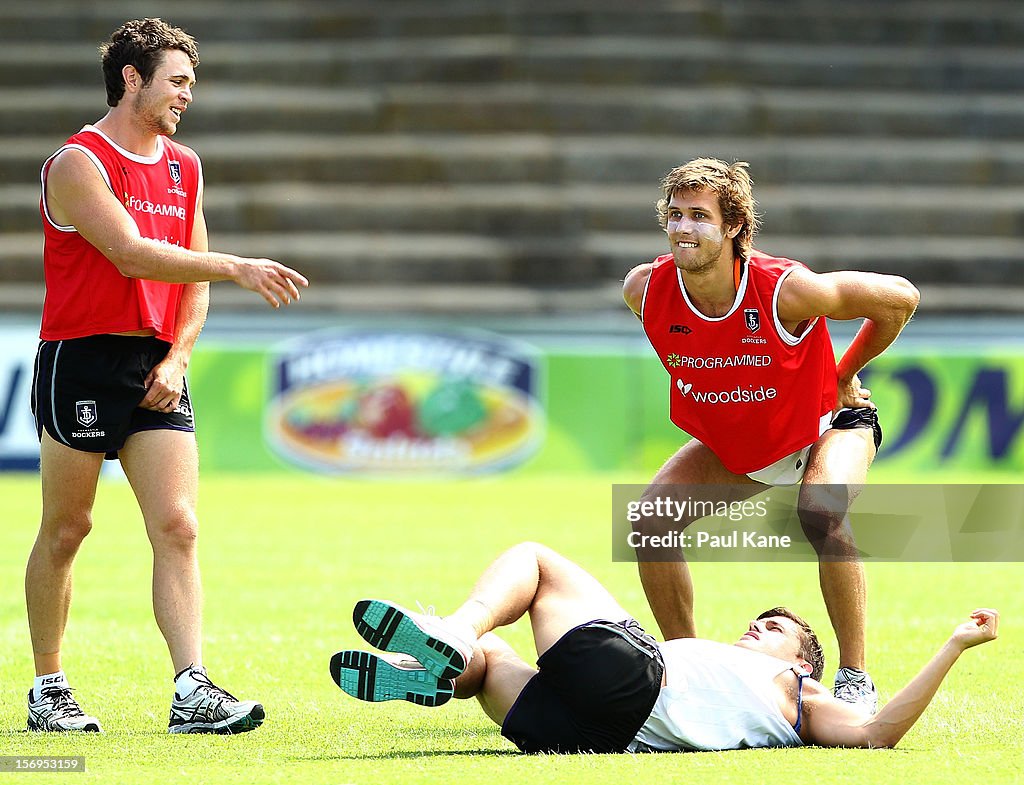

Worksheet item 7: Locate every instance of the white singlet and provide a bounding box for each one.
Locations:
[628,639,803,752]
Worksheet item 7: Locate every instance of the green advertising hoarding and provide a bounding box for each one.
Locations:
[860,352,1024,474]
[186,337,1024,476]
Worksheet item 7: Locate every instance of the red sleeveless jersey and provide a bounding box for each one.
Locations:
[641,250,838,473]
[39,125,203,342]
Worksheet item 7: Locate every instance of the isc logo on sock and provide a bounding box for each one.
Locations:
[40,676,64,686]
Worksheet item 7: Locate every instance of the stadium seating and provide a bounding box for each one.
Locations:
[1,0,1022,314]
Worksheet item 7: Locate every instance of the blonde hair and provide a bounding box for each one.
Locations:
[656,158,760,262]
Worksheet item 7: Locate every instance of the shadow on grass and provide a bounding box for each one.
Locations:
[298,749,523,761]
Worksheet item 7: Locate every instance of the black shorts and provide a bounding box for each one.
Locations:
[31,334,195,460]
[501,619,664,754]
[830,407,883,450]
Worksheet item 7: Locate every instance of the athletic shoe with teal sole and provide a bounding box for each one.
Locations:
[330,650,455,707]
[352,599,472,681]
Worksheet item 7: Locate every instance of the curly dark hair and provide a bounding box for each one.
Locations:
[99,18,199,107]
[757,606,825,682]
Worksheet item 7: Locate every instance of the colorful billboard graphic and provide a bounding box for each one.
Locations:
[860,356,1024,468]
[265,330,545,474]
[0,328,42,470]
[2,321,1022,477]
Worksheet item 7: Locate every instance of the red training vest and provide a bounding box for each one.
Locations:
[641,250,838,474]
[39,125,202,342]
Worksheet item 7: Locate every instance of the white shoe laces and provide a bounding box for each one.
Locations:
[415,600,438,618]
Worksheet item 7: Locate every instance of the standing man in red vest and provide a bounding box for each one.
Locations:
[26,18,308,733]
[623,158,919,714]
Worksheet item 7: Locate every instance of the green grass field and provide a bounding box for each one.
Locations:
[1,472,1020,784]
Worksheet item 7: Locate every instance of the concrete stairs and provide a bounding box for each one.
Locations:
[1,0,1022,314]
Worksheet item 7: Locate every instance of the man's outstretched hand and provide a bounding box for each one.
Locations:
[950,609,999,651]
[236,259,309,308]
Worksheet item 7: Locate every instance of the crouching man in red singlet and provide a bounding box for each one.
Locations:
[623,158,920,714]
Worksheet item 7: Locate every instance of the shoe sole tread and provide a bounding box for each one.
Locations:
[353,599,467,680]
[329,649,454,707]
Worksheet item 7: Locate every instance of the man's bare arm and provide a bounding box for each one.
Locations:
[138,203,211,413]
[777,268,919,409]
[623,263,654,317]
[45,148,307,308]
[802,609,999,748]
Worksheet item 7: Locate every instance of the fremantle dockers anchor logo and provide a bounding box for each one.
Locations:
[168,160,181,184]
[744,308,761,333]
[75,400,98,427]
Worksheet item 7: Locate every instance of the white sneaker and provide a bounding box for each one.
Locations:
[168,666,264,734]
[352,599,475,680]
[27,687,102,732]
[833,667,878,715]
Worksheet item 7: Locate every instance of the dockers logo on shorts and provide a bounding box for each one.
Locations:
[744,308,761,333]
[75,400,98,428]
[168,160,181,184]
[266,329,545,475]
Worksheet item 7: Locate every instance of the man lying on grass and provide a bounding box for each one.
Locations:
[330,542,997,752]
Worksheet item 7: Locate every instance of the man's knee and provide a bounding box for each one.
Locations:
[510,541,564,573]
[799,485,855,530]
[148,508,199,551]
[38,512,93,561]
[798,485,859,556]
[512,541,547,559]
